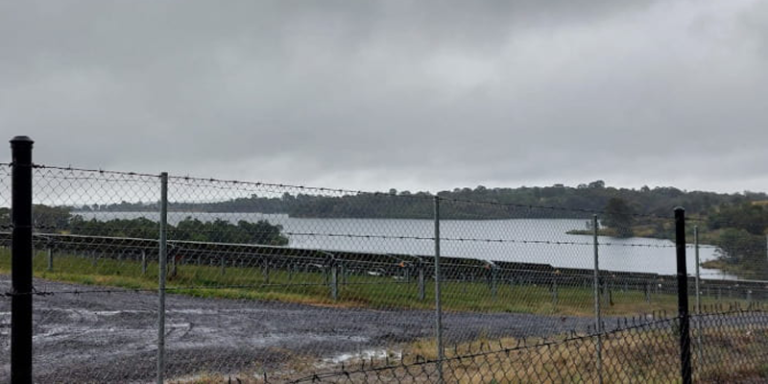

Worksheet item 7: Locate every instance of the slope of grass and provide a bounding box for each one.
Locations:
[0,248,750,317]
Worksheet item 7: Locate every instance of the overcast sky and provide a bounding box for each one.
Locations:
[2,0,767,194]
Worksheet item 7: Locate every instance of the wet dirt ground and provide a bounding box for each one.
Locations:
[1,276,605,383]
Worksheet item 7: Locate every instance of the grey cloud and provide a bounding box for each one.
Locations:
[1,0,766,194]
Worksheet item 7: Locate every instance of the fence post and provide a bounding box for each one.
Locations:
[645,282,651,303]
[593,214,603,384]
[418,260,426,301]
[491,266,498,300]
[434,196,444,383]
[11,135,34,384]
[694,226,704,367]
[694,226,701,314]
[675,207,693,384]
[331,260,339,301]
[551,273,558,306]
[157,172,169,384]
[170,247,177,278]
[47,246,53,272]
[142,250,147,275]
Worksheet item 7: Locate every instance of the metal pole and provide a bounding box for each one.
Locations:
[645,282,651,303]
[142,250,147,275]
[170,248,177,277]
[157,172,168,384]
[418,262,425,301]
[492,267,498,300]
[11,135,34,384]
[434,196,444,383]
[694,226,704,369]
[331,262,339,301]
[695,226,701,314]
[675,207,693,384]
[593,214,603,384]
[47,247,53,272]
[551,275,558,306]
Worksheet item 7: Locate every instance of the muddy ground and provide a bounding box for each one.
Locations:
[1,276,616,383]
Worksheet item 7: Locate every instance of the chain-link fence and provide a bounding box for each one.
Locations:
[286,307,768,383]
[2,157,768,382]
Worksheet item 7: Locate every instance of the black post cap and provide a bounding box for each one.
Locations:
[10,136,34,145]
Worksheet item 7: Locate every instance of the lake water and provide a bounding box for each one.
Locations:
[76,211,732,278]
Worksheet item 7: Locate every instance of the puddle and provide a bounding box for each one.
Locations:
[321,348,402,366]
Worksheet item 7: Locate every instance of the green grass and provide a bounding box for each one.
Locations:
[0,248,752,317]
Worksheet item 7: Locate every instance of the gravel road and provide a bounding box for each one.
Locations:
[1,276,606,383]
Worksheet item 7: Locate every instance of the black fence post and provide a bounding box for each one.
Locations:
[11,135,34,384]
[675,207,692,384]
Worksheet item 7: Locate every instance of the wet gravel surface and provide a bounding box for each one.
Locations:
[1,276,610,383]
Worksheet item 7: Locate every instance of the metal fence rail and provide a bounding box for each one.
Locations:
[2,139,768,382]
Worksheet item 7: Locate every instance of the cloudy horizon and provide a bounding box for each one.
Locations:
[2,0,767,195]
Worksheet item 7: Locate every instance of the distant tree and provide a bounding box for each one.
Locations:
[70,215,288,246]
[33,205,71,231]
[602,198,634,237]
[709,203,768,235]
[588,180,605,189]
[715,228,763,265]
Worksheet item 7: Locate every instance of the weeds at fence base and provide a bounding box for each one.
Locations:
[284,313,768,383]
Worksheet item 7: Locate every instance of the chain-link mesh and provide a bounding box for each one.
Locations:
[161,177,441,380]
[289,309,768,383]
[0,163,10,380]
[2,162,767,382]
[23,165,161,382]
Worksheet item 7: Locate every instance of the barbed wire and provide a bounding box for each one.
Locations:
[22,162,714,221]
[284,231,716,249]
[31,163,161,179]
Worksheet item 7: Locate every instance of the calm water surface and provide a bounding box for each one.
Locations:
[77,211,732,277]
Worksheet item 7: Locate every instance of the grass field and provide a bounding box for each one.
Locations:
[0,248,752,317]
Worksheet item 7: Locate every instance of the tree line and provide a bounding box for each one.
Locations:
[0,206,288,246]
[77,181,764,220]
[4,181,768,279]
